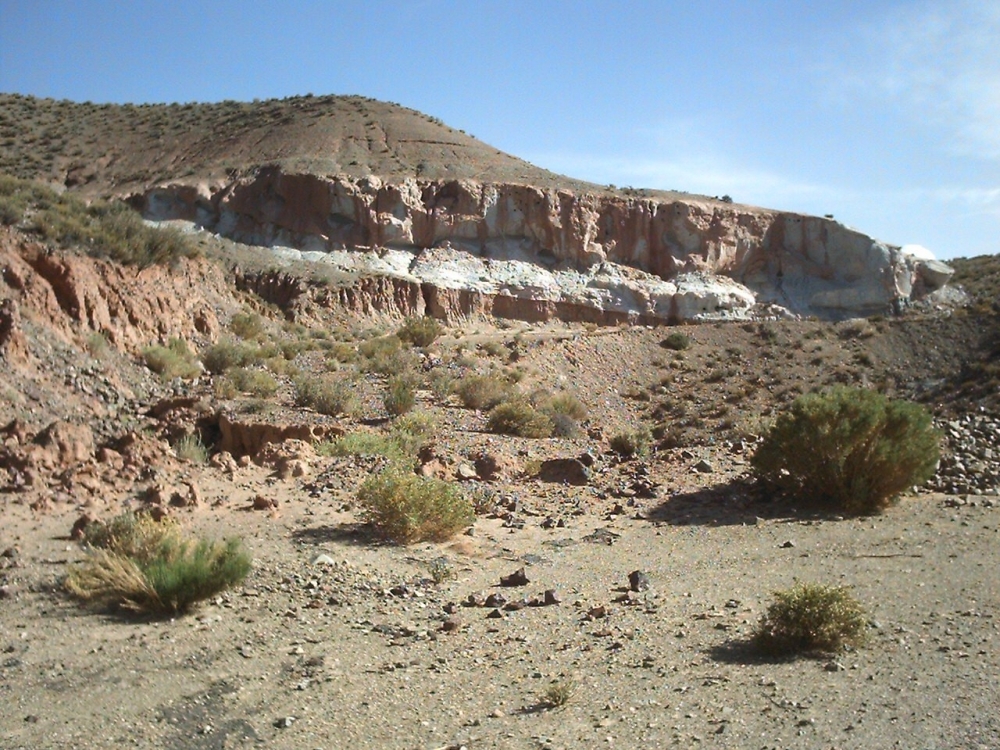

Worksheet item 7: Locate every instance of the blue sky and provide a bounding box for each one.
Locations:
[1,1,996,259]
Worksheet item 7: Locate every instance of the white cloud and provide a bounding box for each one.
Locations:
[852,1,1000,160]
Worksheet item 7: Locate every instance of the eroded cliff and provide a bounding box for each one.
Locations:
[140,168,952,323]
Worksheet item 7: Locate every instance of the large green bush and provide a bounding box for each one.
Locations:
[358,470,473,544]
[66,511,250,614]
[751,386,939,515]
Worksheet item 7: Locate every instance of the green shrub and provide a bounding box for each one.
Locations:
[357,470,474,544]
[486,400,554,438]
[751,386,940,514]
[85,332,110,358]
[18,181,198,267]
[455,374,513,410]
[201,340,259,374]
[228,311,265,340]
[539,391,588,421]
[227,367,279,397]
[397,316,443,347]
[610,426,653,458]
[142,338,200,380]
[384,374,418,417]
[753,583,868,656]
[660,331,691,351]
[360,335,419,374]
[294,374,356,416]
[66,511,250,614]
[323,413,437,463]
[326,342,359,365]
[174,433,208,463]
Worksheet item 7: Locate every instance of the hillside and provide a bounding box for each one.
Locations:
[0,93,635,196]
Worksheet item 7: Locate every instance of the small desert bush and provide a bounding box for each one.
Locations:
[174,433,208,463]
[751,386,939,514]
[660,331,691,351]
[66,511,250,614]
[142,338,200,380]
[360,335,420,375]
[85,332,110,358]
[837,318,876,340]
[397,315,443,347]
[227,367,279,397]
[294,374,356,416]
[357,470,474,544]
[540,392,588,421]
[455,374,514,410]
[228,311,265,340]
[427,369,455,401]
[753,583,868,656]
[324,431,408,462]
[326,342,360,365]
[324,413,436,463]
[384,374,418,417]
[486,399,554,438]
[610,426,653,458]
[201,340,260,374]
[541,679,575,708]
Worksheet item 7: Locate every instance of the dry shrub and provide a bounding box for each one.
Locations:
[751,386,939,514]
[174,433,208,463]
[753,584,868,655]
[486,400,554,438]
[227,367,279,397]
[228,311,265,340]
[294,374,356,416]
[610,426,653,458]
[358,470,473,544]
[384,374,418,417]
[142,338,200,380]
[660,331,691,351]
[455,374,513,410]
[66,512,251,614]
[201,340,259,374]
[397,316,443,347]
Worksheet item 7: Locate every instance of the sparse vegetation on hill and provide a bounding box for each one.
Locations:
[0,173,198,266]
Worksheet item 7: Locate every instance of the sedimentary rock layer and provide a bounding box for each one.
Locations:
[138,168,952,322]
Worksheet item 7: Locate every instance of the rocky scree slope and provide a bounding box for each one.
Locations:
[3,93,954,324]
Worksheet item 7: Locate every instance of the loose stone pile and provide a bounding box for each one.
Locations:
[926,413,1000,496]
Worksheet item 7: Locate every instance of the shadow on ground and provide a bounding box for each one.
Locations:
[645,479,845,527]
[290,523,379,547]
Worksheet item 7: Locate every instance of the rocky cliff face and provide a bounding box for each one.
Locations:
[138,167,953,323]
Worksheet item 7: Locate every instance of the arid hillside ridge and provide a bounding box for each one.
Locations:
[0,93,955,324]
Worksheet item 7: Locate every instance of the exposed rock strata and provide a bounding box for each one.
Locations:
[0,227,223,350]
[139,169,953,322]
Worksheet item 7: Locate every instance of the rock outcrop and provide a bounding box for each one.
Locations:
[0,227,223,351]
[138,168,953,323]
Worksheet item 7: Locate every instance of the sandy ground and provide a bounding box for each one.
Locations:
[2,455,998,750]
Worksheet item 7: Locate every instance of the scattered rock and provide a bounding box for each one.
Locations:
[537,457,592,486]
[70,513,96,541]
[500,567,529,587]
[628,570,651,592]
[252,494,279,511]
